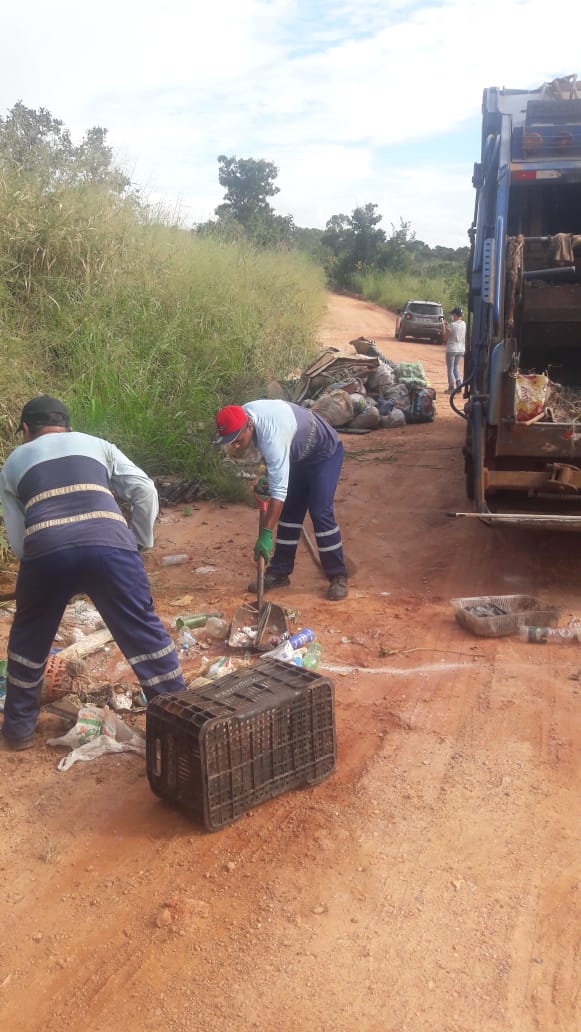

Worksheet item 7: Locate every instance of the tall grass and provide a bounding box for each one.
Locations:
[351,267,468,315]
[0,172,325,490]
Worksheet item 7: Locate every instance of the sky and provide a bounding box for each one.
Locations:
[2,0,580,248]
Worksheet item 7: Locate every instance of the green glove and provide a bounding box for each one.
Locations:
[254,528,273,563]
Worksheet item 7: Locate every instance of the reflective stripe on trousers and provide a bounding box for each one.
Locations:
[3,546,186,741]
[270,443,347,580]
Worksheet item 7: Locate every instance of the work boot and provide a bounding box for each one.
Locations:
[0,732,36,752]
[327,576,348,601]
[247,572,291,593]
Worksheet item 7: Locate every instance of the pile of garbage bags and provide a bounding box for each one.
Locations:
[289,337,436,431]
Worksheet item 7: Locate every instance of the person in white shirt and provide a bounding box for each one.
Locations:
[442,306,466,393]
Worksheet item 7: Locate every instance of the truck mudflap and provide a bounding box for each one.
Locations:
[451,511,581,532]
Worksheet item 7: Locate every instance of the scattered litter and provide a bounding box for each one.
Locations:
[108,690,133,711]
[176,611,223,630]
[61,600,104,631]
[208,656,234,678]
[229,625,257,647]
[47,704,145,772]
[178,628,199,651]
[198,616,231,641]
[161,554,191,567]
[195,566,217,575]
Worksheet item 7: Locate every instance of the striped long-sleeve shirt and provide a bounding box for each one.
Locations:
[0,431,158,560]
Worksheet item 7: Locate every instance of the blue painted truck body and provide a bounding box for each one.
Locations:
[460,75,581,529]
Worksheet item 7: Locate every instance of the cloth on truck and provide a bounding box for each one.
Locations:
[547,233,581,264]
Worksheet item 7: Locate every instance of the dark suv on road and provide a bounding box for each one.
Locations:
[395,300,444,343]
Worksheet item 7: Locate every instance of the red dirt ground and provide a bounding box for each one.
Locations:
[0,294,579,1032]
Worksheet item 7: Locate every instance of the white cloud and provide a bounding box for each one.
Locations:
[2,0,580,246]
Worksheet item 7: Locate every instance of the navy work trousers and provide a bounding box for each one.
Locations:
[3,546,186,742]
[270,443,347,580]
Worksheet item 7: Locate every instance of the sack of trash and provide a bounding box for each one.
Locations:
[383,383,411,411]
[349,393,368,415]
[393,361,429,390]
[380,409,406,428]
[349,400,380,429]
[312,389,354,426]
[365,364,396,396]
[406,387,437,423]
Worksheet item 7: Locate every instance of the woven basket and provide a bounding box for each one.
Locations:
[452,595,560,637]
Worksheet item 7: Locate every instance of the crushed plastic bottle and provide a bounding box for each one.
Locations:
[178,628,198,650]
[160,554,191,567]
[519,625,581,644]
[203,616,231,641]
[301,642,323,671]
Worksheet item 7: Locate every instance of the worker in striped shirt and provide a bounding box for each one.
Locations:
[0,395,186,752]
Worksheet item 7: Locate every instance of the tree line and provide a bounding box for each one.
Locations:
[0,102,468,293]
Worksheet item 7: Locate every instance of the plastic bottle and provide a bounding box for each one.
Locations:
[288,628,316,649]
[175,611,224,630]
[203,616,231,641]
[519,625,580,644]
[161,554,191,567]
[301,642,323,671]
[178,628,198,650]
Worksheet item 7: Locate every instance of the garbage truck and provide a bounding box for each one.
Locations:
[457,74,581,529]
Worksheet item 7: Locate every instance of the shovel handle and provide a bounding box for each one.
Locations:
[256,554,265,610]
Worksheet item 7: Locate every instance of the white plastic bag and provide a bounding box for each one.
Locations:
[47,704,145,772]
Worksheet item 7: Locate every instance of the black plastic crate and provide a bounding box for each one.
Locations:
[146,658,337,830]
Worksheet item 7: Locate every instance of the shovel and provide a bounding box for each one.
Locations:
[228,500,289,651]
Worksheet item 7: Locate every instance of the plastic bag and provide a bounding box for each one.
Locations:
[383,383,411,411]
[47,704,145,772]
[365,365,396,395]
[405,387,437,424]
[514,373,550,422]
[312,390,354,427]
[349,401,380,429]
[380,409,406,428]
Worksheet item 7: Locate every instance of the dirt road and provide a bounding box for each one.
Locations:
[0,294,579,1032]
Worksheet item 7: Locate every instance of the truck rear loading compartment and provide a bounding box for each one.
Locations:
[462,75,581,528]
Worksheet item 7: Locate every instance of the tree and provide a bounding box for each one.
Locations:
[0,101,130,193]
[215,155,280,227]
[321,203,389,286]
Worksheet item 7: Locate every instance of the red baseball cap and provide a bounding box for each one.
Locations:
[214,405,248,445]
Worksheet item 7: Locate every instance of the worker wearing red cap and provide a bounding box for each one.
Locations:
[215,400,348,601]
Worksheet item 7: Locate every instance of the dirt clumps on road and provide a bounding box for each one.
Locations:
[0,294,579,1032]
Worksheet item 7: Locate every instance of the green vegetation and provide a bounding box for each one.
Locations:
[320,209,468,311]
[1,101,469,557]
[0,108,325,505]
[352,266,468,315]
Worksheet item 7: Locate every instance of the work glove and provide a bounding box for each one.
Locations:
[253,528,273,563]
